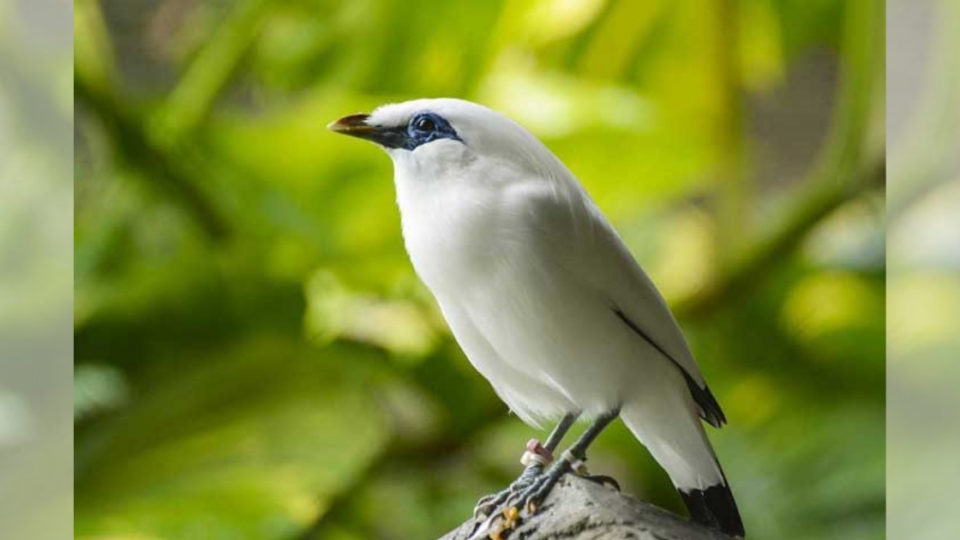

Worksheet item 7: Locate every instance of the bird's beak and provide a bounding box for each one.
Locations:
[328,113,375,138]
[328,113,406,149]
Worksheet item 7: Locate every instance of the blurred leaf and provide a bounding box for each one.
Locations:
[75,336,391,539]
[739,0,785,91]
[74,364,130,420]
[304,269,439,358]
[781,271,879,341]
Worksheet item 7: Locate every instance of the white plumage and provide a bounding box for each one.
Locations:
[330,98,743,536]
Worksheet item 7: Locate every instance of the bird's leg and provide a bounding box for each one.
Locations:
[509,408,620,514]
[542,412,578,451]
[473,412,578,518]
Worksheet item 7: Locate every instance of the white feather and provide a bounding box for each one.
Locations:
[373,98,723,489]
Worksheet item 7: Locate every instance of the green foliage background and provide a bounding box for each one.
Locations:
[74,1,885,538]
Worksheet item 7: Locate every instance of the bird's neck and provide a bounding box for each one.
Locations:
[391,160,515,300]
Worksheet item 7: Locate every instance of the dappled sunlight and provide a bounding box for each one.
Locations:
[304,270,440,357]
[782,271,878,341]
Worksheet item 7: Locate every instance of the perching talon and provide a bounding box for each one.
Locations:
[503,451,575,517]
[473,462,543,518]
[580,473,621,491]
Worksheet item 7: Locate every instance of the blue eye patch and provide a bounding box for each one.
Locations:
[341,111,462,150]
[403,112,461,150]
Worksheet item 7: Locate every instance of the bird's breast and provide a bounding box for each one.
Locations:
[399,189,511,298]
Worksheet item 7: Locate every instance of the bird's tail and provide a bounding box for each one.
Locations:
[677,481,743,537]
[621,400,745,537]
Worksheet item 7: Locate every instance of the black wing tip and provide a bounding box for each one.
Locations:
[682,372,727,428]
[611,307,728,428]
[702,384,727,427]
[679,483,745,537]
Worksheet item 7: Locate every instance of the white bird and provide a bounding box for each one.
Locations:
[330,98,744,537]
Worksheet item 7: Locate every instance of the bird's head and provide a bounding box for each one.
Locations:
[329,98,558,182]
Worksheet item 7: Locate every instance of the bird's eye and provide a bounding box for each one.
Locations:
[413,116,435,132]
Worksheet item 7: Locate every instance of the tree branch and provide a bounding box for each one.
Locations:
[440,475,730,540]
[676,157,884,320]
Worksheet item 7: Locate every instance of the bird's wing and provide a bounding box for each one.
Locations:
[588,201,727,427]
[529,183,727,427]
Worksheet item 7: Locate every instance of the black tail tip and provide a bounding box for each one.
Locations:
[679,483,745,537]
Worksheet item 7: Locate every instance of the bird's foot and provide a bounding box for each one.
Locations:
[503,449,578,515]
[472,452,621,539]
[474,439,554,519]
[500,451,620,516]
[473,466,540,519]
[579,473,620,491]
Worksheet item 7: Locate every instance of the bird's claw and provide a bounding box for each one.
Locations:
[473,464,543,519]
[473,489,509,519]
[473,455,619,540]
[580,473,620,491]
[471,504,521,540]
[500,457,571,518]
